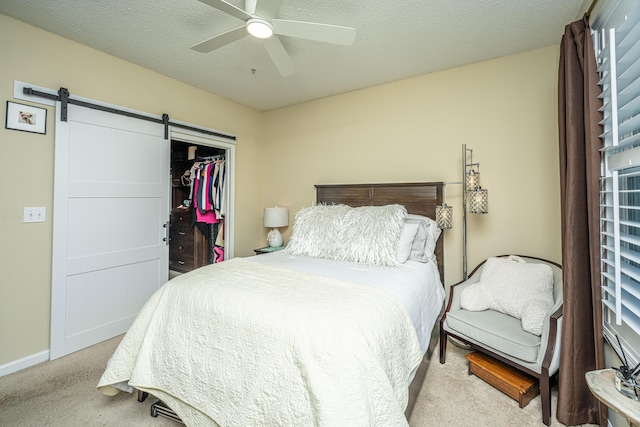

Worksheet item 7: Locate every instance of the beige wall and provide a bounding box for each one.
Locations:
[0,15,263,365]
[261,45,562,288]
[0,13,562,368]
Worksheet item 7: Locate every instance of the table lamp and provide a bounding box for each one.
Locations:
[264,206,289,247]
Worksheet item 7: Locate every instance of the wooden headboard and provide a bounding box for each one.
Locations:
[315,182,444,284]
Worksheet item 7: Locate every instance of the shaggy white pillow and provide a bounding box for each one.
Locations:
[336,204,407,266]
[286,203,408,267]
[460,255,554,335]
[285,204,350,259]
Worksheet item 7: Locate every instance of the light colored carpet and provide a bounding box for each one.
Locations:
[410,343,595,427]
[0,336,175,427]
[0,335,596,426]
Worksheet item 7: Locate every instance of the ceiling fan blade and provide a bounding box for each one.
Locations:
[262,36,297,76]
[254,0,283,19]
[191,26,247,53]
[197,0,252,22]
[272,19,356,46]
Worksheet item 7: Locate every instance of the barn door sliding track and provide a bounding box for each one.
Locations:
[22,86,236,141]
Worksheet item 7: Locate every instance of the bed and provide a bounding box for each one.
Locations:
[98,182,446,426]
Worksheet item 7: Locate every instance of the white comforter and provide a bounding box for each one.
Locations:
[98,257,424,426]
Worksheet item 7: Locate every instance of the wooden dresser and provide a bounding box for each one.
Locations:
[169,208,208,273]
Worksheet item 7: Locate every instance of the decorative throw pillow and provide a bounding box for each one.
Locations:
[285,204,350,259]
[405,214,442,263]
[460,255,554,335]
[396,222,419,263]
[335,204,407,267]
[286,203,408,267]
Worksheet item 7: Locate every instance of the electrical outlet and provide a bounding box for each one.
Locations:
[23,207,46,223]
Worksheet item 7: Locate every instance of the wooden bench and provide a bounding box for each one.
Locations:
[465,351,539,408]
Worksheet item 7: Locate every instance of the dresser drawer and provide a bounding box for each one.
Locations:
[170,210,192,239]
[171,222,191,239]
[169,257,195,272]
[170,239,195,270]
[169,208,209,273]
[171,228,190,241]
[171,211,191,227]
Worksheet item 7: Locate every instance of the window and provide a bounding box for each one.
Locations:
[594,0,640,364]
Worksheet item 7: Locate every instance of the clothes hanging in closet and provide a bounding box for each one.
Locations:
[188,158,226,262]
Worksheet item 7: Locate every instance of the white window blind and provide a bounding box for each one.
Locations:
[595,0,640,364]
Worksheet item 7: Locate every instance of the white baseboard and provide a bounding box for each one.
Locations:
[0,350,49,378]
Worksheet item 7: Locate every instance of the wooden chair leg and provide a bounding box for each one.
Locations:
[540,375,551,426]
[439,326,447,364]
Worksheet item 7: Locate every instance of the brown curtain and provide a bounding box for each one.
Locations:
[557,16,607,427]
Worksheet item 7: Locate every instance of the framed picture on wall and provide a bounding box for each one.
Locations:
[5,101,47,134]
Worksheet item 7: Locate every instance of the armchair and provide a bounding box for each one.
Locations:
[439,255,562,426]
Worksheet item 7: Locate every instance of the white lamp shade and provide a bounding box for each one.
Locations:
[264,207,289,227]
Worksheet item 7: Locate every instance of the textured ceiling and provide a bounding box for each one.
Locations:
[0,0,587,111]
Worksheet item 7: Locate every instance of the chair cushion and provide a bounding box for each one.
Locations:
[444,308,541,363]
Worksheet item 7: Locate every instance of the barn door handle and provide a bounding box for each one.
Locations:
[163,221,170,245]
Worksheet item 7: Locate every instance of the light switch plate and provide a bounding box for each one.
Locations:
[24,207,46,223]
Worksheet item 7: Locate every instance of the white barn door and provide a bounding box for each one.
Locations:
[50,103,169,360]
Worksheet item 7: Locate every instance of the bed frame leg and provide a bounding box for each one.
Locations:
[137,390,148,402]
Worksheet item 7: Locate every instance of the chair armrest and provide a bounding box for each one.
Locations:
[541,304,563,373]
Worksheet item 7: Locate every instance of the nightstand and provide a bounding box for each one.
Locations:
[586,369,640,427]
[254,246,285,255]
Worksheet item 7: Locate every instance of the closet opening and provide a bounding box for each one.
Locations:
[170,139,228,278]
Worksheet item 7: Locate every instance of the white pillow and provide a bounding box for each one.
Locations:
[335,204,407,266]
[285,204,350,259]
[405,214,441,263]
[396,222,419,263]
[460,255,554,335]
[286,203,408,267]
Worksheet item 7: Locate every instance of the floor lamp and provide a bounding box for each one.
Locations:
[436,144,489,280]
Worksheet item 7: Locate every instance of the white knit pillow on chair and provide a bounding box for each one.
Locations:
[460,255,554,335]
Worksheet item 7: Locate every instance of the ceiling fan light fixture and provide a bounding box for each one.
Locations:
[246,18,273,39]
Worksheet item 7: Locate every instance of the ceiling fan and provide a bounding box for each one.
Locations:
[191,0,356,76]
